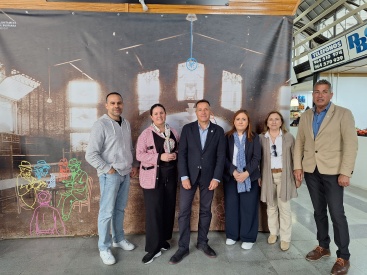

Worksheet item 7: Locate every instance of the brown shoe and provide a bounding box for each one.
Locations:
[267,235,277,244]
[305,246,331,261]
[331,258,350,275]
[280,241,290,251]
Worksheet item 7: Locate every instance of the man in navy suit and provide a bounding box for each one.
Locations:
[169,99,226,264]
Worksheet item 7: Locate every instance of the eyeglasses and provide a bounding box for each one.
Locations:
[271,144,277,157]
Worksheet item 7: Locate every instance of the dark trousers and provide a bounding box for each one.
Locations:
[304,166,350,260]
[178,173,214,250]
[223,178,259,243]
[143,166,177,253]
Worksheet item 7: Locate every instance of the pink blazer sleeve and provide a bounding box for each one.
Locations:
[136,128,159,165]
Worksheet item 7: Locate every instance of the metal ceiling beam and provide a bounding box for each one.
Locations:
[294,0,324,24]
[293,0,347,36]
[293,3,367,50]
[344,2,364,24]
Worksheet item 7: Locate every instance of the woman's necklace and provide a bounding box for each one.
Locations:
[269,131,279,144]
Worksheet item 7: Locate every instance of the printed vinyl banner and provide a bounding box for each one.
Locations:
[0,10,292,238]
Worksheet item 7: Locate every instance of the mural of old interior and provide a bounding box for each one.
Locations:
[0,10,292,238]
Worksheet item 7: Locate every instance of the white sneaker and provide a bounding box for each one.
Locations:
[241,242,254,250]
[113,239,135,251]
[100,249,116,265]
[226,238,236,245]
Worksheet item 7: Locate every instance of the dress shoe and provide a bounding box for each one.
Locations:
[226,238,236,245]
[241,242,254,250]
[305,246,331,261]
[142,251,161,264]
[161,241,171,251]
[331,258,350,275]
[169,249,189,264]
[280,241,290,251]
[267,235,277,244]
[196,244,217,258]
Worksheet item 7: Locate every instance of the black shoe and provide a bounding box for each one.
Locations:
[196,244,217,258]
[161,241,171,251]
[142,251,162,264]
[169,249,189,264]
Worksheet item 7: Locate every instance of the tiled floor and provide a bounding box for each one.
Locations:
[1,184,366,275]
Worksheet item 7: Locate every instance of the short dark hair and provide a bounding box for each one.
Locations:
[314,79,332,92]
[106,92,123,102]
[195,99,210,108]
[150,103,166,116]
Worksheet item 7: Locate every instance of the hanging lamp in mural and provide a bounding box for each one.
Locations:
[47,66,52,103]
[186,14,198,71]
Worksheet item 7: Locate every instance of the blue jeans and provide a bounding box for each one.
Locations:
[98,172,130,251]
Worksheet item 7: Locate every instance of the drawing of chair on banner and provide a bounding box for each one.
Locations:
[72,176,92,213]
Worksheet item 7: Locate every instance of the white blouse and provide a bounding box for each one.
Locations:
[264,130,283,169]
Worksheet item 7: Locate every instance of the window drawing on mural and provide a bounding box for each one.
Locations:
[137,70,160,114]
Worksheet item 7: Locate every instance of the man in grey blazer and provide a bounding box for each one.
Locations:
[169,99,225,264]
[294,79,358,275]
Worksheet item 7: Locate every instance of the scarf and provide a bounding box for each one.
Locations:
[233,132,251,193]
[151,123,175,153]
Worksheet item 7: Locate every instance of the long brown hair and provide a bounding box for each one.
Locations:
[225,109,253,142]
[262,110,288,134]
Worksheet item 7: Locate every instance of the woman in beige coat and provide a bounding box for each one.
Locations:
[259,111,300,251]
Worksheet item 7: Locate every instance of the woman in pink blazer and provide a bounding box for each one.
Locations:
[136,103,179,264]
